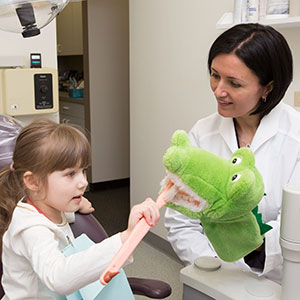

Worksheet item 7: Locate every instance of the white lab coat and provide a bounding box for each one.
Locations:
[165,102,300,283]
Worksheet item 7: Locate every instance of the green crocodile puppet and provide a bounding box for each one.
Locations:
[162,130,272,262]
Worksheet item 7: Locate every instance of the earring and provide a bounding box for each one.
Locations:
[262,96,267,102]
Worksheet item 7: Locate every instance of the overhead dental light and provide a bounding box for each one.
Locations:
[0,0,69,38]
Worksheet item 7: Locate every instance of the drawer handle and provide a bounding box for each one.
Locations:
[62,106,70,110]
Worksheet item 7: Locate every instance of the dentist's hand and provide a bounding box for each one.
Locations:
[120,198,160,243]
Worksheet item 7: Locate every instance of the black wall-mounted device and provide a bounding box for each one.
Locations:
[30,53,42,68]
[34,73,53,109]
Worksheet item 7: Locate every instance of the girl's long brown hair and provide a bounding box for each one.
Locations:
[0,119,91,259]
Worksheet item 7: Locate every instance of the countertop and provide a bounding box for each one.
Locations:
[59,91,84,105]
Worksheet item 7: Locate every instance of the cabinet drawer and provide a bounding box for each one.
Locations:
[60,113,85,130]
[59,101,84,118]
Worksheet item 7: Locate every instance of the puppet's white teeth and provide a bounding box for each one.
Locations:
[171,193,205,213]
[160,173,208,213]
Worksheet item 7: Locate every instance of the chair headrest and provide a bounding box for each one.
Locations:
[0,115,22,170]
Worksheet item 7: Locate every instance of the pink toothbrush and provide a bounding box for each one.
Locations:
[100,181,177,285]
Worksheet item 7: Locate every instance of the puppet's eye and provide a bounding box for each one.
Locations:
[232,174,241,182]
[232,157,242,164]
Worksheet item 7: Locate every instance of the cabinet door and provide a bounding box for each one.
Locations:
[56,2,83,56]
[72,2,83,55]
[60,101,84,118]
[60,114,85,130]
[59,100,85,129]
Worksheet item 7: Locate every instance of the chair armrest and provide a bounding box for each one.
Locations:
[128,277,172,299]
[70,212,109,243]
[70,213,172,298]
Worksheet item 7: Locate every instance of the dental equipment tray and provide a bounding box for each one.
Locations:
[180,260,281,300]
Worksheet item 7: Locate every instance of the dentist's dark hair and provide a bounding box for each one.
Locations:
[208,23,293,118]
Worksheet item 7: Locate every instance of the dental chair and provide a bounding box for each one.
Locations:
[70,212,172,298]
[0,115,172,299]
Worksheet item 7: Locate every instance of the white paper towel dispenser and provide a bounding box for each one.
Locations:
[0,67,58,116]
[280,184,300,300]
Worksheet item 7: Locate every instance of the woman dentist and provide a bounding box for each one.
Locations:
[165,23,300,283]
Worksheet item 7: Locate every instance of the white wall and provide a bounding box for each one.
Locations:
[86,0,129,183]
[0,20,59,124]
[130,1,300,240]
[280,27,300,111]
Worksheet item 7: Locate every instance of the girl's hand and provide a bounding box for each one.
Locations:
[78,196,95,214]
[120,198,160,243]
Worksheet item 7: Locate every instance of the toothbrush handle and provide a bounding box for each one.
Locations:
[100,184,173,285]
[100,217,151,285]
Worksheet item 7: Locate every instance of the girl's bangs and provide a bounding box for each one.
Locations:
[38,127,91,173]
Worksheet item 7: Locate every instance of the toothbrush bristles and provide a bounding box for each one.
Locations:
[163,184,178,203]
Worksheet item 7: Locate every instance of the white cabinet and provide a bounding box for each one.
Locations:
[85,0,129,183]
[217,13,300,29]
[56,2,83,56]
[59,99,85,130]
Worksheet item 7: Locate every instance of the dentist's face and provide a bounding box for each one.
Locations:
[210,53,266,119]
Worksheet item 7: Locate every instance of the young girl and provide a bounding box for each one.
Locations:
[0,119,160,299]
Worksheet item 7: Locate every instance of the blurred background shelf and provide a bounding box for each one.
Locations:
[216,12,300,29]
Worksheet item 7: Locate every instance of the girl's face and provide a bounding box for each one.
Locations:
[210,53,268,120]
[37,166,88,223]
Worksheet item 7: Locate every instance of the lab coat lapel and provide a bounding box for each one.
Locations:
[219,117,237,154]
[218,103,281,154]
[251,104,281,152]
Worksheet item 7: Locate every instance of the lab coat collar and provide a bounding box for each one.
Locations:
[251,103,281,152]
[219,117,237,153]
[218,103,282,153]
